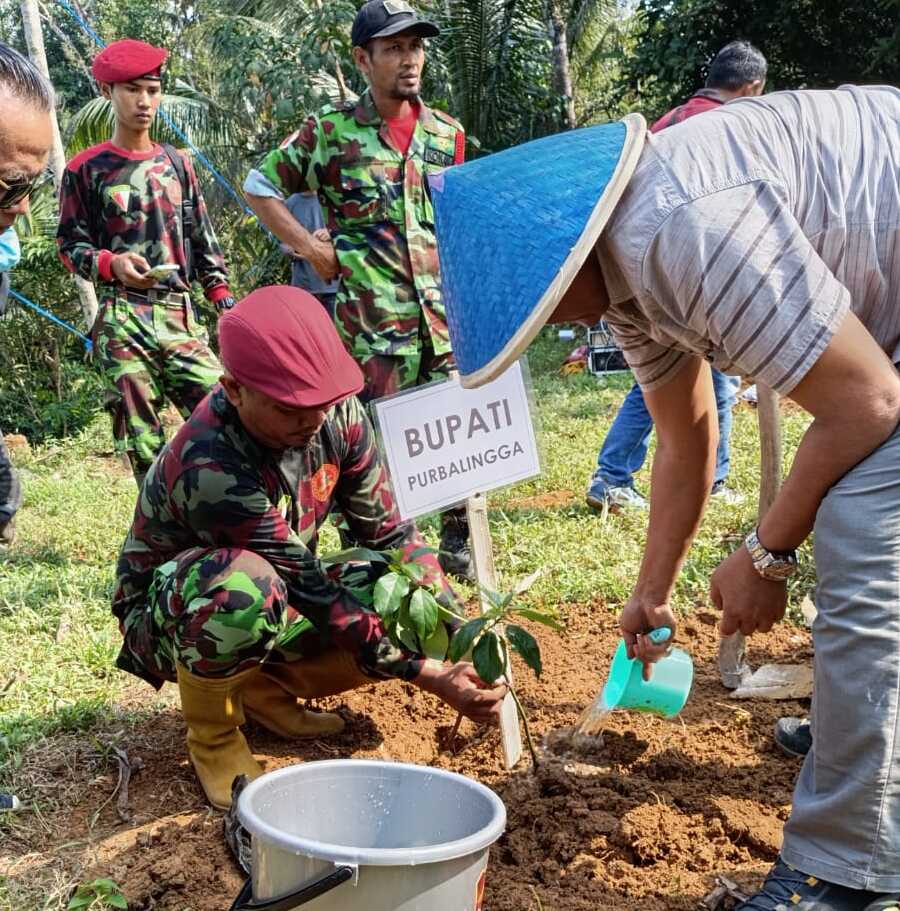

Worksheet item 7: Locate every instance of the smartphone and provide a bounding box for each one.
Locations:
[144,264,180,281]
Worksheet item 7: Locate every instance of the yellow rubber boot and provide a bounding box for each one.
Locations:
[176,663,263,810]
[243,674,345,739]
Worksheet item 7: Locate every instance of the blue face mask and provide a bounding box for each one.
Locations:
[0,228,21,273]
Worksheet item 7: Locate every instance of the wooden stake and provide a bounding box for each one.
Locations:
[465,491,523,769]
[19,0,99,327]
[719,383,782,688]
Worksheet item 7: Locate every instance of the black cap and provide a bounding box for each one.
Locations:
[351,0,439,47]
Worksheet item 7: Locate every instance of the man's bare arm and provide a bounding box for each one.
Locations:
[244,193,338,280]
[758,310,900,551]
[620,356,718,667]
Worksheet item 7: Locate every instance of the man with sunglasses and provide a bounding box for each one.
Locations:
[57,39,235,486]
[0,43,54,545]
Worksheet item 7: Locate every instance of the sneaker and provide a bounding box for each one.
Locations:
[438,513,475,583]
[774,716,812,758]
[586,484,648,512]
[0,793,20,811]
[710,481,746,505]
[737,859,894,910]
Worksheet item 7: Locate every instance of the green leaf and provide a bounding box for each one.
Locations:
[448,617,486,663]
[406,545,438,560]
[421,621,449,661]
[398,561,429,583]
[394,601,420,652]
[93,881,120,894]
[107,894,129,909]
[372,572,410,622]
[408,588,439,642]
[472,631,505,684]
[481,587,514,612]
[67,897,92,910]
[514,608,564,632]
[507,624,542,678]
[320,547,389,565]
[345,585,375,607]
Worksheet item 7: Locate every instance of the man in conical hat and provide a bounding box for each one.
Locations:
[431,85,900,909]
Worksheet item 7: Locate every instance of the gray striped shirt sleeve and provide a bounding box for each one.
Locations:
[637,181,850,394]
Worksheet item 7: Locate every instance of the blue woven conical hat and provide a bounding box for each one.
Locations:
[431,114,645,387]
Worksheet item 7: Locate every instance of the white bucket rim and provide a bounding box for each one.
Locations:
[237,759,507,867]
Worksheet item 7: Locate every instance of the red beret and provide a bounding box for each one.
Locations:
[219,286,364,410]
[92,39,168,84]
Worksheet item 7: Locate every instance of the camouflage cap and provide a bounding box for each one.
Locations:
[351,0,439,46]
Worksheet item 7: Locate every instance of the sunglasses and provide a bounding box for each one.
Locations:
[0,170,51,209]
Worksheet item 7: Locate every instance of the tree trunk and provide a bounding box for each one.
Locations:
[548,1,577,130]
[19,0,99,328]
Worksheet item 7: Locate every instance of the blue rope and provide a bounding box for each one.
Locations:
[8,289,93,352]
[52,0,261,222]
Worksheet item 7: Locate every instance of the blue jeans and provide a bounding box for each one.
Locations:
[590,370,740,492]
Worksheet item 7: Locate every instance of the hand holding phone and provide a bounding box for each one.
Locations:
[144,264,180,282]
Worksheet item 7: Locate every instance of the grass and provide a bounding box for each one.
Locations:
[0,327,814,909]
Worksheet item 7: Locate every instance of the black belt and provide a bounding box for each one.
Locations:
[114,286,190,306]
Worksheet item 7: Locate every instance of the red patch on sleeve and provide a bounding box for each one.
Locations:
[311,463,339,502]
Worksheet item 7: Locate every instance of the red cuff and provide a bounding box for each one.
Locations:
[97,250,115,282]
[206,285,232,304]
[454,131,465,165]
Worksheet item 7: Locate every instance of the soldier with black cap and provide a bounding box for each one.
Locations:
[57,39,235,486]
[244,1,476,582]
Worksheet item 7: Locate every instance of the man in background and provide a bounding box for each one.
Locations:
[244,1,474,581]
[585,40,766,512]
[57,39,235,487]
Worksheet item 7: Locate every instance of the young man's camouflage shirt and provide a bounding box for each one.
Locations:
[57,142,231,304]
[113,387,442,685]
[256,90,464,360]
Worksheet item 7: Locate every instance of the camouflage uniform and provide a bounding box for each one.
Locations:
[113,386,446,686]
[57,142,231,482]
[255,90,464,403]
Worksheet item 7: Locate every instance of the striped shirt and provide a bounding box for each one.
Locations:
[599,85,900,393]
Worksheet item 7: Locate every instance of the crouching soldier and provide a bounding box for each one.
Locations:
[111,285,506,809]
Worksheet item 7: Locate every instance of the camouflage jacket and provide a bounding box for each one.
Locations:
[256,91,464,359]
[113,387,439,683]
[57,142,231,303]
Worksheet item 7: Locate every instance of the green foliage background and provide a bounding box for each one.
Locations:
[0,0,897,441]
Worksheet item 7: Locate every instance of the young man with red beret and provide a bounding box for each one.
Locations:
[112,285,506,809]
[57,39,234,486]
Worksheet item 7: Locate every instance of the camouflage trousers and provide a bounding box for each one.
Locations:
[120,546,378,683]
[357,342,453,404]
[94,293,221,484]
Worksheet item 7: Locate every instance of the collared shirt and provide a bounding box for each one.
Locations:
[113,387,439,685]
[57,142,231,303]
[254,91,465,359]
[600,85,900,394]
[650,89,724,132]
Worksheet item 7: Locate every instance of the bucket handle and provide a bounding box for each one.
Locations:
[229,865,355,911]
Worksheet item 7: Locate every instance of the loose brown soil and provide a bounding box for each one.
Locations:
[4,605,812,911]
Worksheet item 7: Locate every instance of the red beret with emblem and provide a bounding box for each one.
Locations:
[218,286,364,409]
[91,39,168,84]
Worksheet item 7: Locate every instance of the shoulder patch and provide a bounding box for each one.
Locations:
[432,108,464,134]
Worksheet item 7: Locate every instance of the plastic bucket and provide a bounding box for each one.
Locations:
[233,760,506,911]
[603,640,694,717]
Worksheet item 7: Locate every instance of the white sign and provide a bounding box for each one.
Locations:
[373,361,541,519]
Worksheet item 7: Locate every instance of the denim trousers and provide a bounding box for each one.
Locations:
[591,370,740,490]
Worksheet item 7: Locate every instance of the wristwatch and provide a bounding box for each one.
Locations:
[216,296,237,313]
[745,528,798,581]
